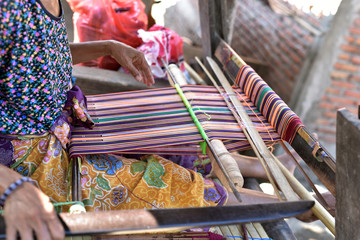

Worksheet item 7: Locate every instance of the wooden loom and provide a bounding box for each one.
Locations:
[65,48,335,240]
[63,2,336,239]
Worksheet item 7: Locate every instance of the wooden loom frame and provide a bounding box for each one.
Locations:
[199,0,336,196]
[65,1,336,239]
[198,0,336,238]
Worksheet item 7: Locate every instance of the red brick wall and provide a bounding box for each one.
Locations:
[314,11,360,144]
[230,0,319,102]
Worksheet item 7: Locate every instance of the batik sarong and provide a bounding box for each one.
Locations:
[9,134,227,212]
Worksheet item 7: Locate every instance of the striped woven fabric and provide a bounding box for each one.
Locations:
[69,85,282,157]
[235,65,304,143]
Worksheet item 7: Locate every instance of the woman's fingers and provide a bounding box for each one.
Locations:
[45,210,65,240]
[31,217,52,240]
[4,184,65,240]
[14,226,33,240]
[5,224,17,240]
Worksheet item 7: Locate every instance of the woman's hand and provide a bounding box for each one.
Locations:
[108,40,154,87]
[70,40,155,87]
[3,183,65,240]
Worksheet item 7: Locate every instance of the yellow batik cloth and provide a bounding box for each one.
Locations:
[11,134,227,212]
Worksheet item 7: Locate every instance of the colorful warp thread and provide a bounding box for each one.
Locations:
[69,86,282,157]
[235,65,304,143]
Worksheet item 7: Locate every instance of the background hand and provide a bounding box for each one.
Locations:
[109,40,154,87]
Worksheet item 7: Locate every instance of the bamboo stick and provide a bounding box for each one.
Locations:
[228,224,244,239]
[272,153,335,235]
[219,226,233,240]
[252,222,269,239]
[184,62,207,85]
[279,141,330,209]
[245,223,261,239]
[168,64,188,86]
[211,226,224,237]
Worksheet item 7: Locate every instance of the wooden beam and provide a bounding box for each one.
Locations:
[336,108,360,239]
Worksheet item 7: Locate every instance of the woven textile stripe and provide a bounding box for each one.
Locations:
[69,86,281,157]
[235,65,304,143]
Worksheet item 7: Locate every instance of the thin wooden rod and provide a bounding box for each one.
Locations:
[272,153,335,235]
[280,141,330,209]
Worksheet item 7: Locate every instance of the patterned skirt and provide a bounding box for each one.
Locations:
[9,133,227,212]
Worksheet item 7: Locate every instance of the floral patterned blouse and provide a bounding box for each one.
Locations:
[0,0,72,135]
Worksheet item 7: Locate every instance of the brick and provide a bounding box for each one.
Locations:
[330,71,349,80]
[344,90,360,99]
[291,65,300,75]
[333,62,359,72]
[331,80,355,88]
[350,75,360,82]
[289,52,301,64]
[328,96,355,106]
[338,53,350,61]
[354,18,360,26]
[304,35,314,44]
[317,126,336,135]
[318,102,336,110]
[279,54,289,64]
[315,119,331,126]
[278,31,287,41]
[350,27,360,35]
[345,36,355,43]
[356,38,360,45]
[351,56,360,65]
[295,48,306,59]
[341,44,360,54]
[331,80,356,88]
[293,24,304,35]
[273,58,282,67]
[325,87,341,95]
[285,38,298,51]
[279,42,289,54]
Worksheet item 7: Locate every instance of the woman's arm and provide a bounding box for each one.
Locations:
[70,40,154,87]
[0,165,64,240]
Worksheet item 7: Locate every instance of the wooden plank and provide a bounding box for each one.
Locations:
[336,108,360,239]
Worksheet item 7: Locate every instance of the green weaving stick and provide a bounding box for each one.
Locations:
[173,83,208,154]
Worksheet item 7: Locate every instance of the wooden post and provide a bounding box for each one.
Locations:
[336,108,360,239]
[199,0,222,59]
